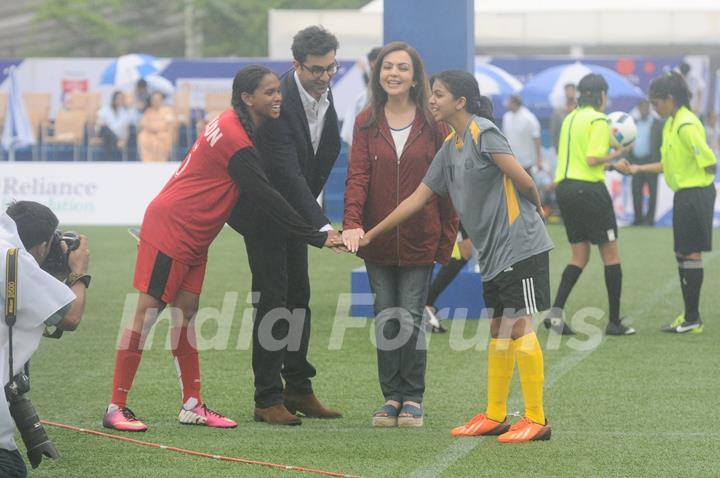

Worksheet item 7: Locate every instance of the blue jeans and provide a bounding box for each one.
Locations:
[365,262,433,404]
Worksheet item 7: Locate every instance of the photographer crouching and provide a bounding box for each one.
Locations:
[0,201,90,477]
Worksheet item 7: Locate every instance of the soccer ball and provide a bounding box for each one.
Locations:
[608,111,637,148]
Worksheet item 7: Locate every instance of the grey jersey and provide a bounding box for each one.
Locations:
[423,116,553,281]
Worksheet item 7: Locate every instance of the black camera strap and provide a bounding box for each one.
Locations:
[5,248,19,386]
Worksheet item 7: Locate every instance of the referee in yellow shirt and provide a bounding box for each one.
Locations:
[628,71,717,333]
[547,73,636,336]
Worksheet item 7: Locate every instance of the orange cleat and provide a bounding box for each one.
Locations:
[450,413,510,437]
[496,416,551,443]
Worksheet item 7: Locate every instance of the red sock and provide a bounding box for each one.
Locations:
[171,326,201,406]
[111,329,145,408]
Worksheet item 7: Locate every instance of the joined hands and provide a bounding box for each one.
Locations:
[321,228,374,254]
[324,230,348,253]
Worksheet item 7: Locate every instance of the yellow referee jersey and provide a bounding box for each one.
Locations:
[555,106,609,183]
[661,106,717,192]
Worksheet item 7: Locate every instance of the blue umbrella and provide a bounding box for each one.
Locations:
[100,53,160,87]
[475,63,522,98]
[521,62,644,114]
[144,74,175,96]
[2,66,35,161]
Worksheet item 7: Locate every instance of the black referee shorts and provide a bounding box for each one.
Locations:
[556,179,618,244]
[483,251,550,319]
[673,184,716,255]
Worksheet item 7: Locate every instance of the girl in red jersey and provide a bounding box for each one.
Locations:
[103,65,338,432]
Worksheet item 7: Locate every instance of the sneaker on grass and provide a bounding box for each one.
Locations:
[179,403,237,428]
[661,314,704,334]
[103,405,148,432]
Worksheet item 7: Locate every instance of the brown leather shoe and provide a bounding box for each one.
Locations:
[253,404,302,426]
[283,390,342,419]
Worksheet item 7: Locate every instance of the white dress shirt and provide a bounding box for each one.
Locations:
[502,106,541,169]
[96,105,133,140]
[293,72,334,231]
[341,89,368,146]
[294,71,330,154]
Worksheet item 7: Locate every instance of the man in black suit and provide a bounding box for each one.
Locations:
[229,26,342,425]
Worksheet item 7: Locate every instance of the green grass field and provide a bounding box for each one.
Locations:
[22,225,720,477]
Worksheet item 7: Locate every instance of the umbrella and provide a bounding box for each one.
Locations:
[100,53,160,87]
[2,66,35,161]
[475,63,522,98]
[521,62,644,114]
[144,74,175,96]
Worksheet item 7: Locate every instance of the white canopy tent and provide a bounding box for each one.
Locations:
[269,0,720,60]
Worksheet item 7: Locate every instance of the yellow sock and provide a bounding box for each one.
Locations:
[485,338,515,422]
[514,332,545,424]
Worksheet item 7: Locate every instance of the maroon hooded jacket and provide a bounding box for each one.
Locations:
[343,107,458,266]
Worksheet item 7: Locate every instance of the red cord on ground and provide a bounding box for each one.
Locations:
[41,420,364,478]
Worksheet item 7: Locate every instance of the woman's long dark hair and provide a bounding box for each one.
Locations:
[111,91,124,112]
[363,41,434,131]
[648,71,691,110]
[230,64,276,143]
[430,69,495,124]
[577,73,608,109]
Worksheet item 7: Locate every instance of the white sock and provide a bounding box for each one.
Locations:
[183,397,199,411]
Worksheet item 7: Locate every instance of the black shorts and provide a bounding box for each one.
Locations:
[673,184,716,255]
[556,179,618,244]
[483,251,550,318]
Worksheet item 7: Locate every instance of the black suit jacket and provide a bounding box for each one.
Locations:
[229,69,340,234]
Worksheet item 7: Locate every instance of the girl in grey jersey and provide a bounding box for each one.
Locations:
[360,70,553,443]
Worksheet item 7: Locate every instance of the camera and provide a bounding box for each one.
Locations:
[41,230,80,279]
[4,370,60,468]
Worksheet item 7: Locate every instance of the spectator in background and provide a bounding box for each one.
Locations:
[96,91,132,161]
[502,95,542,174]
[679,62,706,118]
[340,46,382,161]
[134,78,150,115]
[629,99,663,226]
[137,92,175,162]
[706,110,720,155]
[550,83,577,151]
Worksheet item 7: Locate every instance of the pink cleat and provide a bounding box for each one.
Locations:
[103,405,148,432]
[178,403,237,428]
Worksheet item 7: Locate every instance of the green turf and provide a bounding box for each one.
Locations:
[21,225,720,477]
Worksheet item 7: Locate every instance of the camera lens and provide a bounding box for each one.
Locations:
[8,396,60,468]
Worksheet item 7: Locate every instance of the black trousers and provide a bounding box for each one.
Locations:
[244,226,316,408]
[0,448,27,478]
[631,165,658,225]
[99,126,120,161]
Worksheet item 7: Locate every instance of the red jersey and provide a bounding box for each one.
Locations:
[141,109,250,265]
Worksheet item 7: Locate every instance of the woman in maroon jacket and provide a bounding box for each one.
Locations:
[342,42,458,428]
